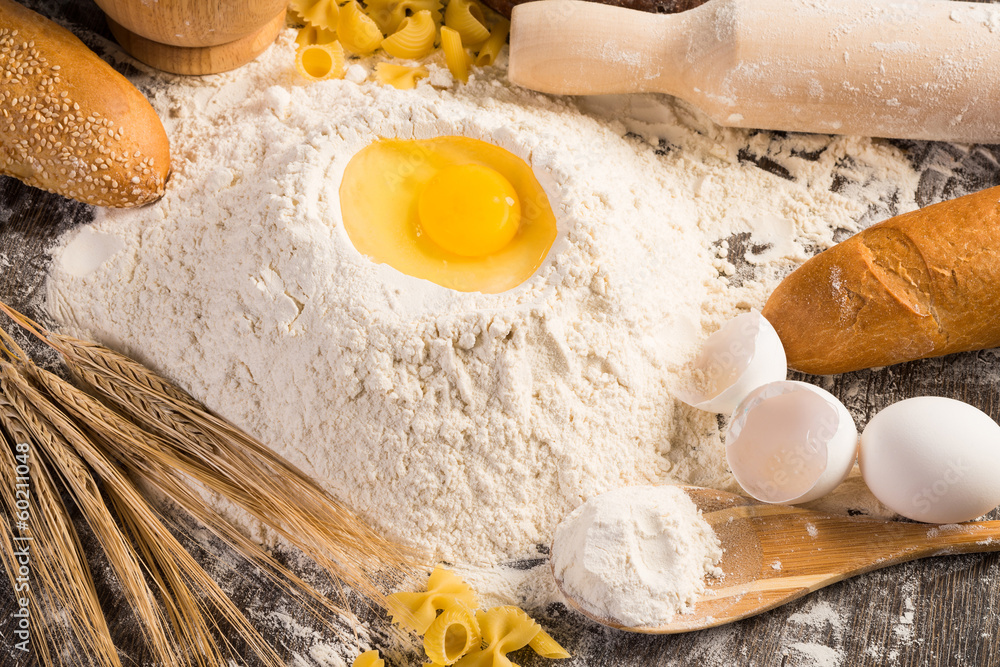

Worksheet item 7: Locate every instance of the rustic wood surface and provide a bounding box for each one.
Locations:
[2,1,1000,666]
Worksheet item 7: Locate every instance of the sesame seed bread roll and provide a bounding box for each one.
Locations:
[762,185,1000,375]
[0,0,169,207]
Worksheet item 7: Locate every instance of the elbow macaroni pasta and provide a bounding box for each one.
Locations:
[440,26,470,83]
[382,10,438,60]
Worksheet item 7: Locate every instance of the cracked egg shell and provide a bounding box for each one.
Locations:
[676,310,787,415]
[726,380,858,505]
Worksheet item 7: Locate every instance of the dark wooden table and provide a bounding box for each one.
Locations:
[2,1,1000,665]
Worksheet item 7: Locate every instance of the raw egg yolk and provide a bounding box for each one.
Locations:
[418,164,521,258]
[339,136,558,294]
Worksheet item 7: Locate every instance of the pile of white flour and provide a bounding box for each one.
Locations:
[551,485,723,627]
[45,32,914,589]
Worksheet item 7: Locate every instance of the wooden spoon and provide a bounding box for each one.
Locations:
[553,486,1000,634]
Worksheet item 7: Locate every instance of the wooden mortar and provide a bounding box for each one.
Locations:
[94,0,288,75]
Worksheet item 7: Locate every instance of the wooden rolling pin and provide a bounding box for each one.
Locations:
[509,0,1000,142]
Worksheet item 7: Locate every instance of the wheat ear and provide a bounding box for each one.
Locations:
[0,361,183,667]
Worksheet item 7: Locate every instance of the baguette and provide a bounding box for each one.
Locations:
[0,0,169,207]
[762,185,1000,375]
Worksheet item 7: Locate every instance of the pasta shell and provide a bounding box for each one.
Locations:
[444,0,490,46]
[339,0,384,55]
[382,10,438,60]
[424,603,481,665]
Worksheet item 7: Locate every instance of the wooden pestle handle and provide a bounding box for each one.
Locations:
[509,0,1000,142]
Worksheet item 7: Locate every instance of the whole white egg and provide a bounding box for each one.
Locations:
[860,397,1000,524]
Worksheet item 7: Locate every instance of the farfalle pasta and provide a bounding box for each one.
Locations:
[352,650,385,667]
[387,569,569,666]
[386,566,479,633]
[474,18,508,67]
[296,24,339,46]
[292,0,341,30]
[528,629,571,660]
[295,41,346,80]
[375,62,430,89]
[440,26,470,83]
[338,0,384,55]
[382,10,438,60]
[424,603,481,665]
[454,606,541,667]
[444,0,490,46]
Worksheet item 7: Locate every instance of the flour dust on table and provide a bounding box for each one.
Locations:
[46,31,918,610]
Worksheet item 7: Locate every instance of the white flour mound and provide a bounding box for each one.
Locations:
[45,32,903,579]
[551,485,723,627]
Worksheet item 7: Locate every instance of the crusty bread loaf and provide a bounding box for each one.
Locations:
[0,0,169,207]
[762,185,1000,375]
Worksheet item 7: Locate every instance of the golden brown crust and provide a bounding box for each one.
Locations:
[0,0,170,207]
[762,185,1000,375]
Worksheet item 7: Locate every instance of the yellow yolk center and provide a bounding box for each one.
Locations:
[417,164,521,257]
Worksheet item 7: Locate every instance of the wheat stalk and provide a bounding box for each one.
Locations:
[0,301,425,664]
[0,302,420,601]
[27,356,359,631]
[0,360,183,667]
[0,399,121,667]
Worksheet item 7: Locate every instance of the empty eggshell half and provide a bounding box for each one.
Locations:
[726,380,858,505]
[676,310,787,415]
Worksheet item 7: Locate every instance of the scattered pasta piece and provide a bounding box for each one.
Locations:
[375,62,430,89]
[339,0,384,55]
[444,0,490,46]
[296,42,347,80]
[424,603,481,665]
[382,10,438,60]
[386,566,479,634]
[365,0,443,35]
[440,26,470,83]
[353,650,385,667]
[454,606,541,667]
[297,0,341,30]
[296,24,339,46]
[528,628,570,660]
[474,18,508,67]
